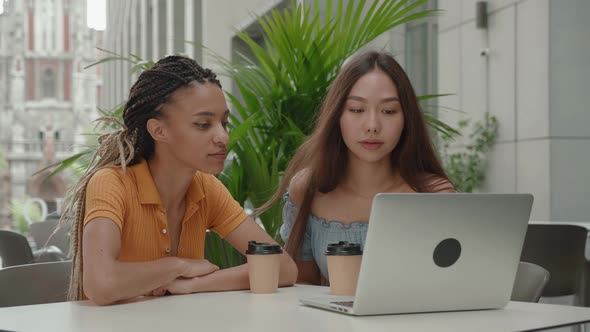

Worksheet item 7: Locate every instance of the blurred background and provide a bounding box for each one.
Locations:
[0,0,588,248]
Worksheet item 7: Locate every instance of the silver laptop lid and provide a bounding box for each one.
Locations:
[353,193,534,315]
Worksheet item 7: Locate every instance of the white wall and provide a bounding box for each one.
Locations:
[202,0,283,90]
[438,0,550,219]
[437,0,589,221]
[548,0,590,221]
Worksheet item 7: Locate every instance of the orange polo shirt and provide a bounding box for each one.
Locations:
[83,159,248,261]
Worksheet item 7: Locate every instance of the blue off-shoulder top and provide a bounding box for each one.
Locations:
[279,192,368,280]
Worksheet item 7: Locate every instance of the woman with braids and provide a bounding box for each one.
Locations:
[257,51,455,285]
[61,55,297,305]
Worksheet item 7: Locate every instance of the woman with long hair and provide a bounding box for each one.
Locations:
[257,51,455,284]
[60,55,297,305]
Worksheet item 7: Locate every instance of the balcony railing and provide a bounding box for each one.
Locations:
[2,140,76,160]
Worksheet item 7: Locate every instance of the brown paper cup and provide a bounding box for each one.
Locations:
[327,255,362,296]
[247,253,281,293]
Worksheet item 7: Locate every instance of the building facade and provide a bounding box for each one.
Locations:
[437,0,590,221]
[0,0,103,227]
[101,0,287,110]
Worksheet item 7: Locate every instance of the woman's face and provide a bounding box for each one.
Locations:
[154,82,229,174]
[339,68,405,165]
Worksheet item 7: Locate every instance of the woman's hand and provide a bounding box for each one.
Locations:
[178,258,219,278]
[150,259,217,296]
[152,277,201,296]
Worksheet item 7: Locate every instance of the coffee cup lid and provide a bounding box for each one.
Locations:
[325,241,363,256]
[246,241,283,255]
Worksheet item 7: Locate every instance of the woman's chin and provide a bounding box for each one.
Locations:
[198,164,225,175]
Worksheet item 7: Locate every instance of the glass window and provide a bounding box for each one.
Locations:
[42,68,56,98]
[406,23,429,96]
[158,0,166,58]
[404,0,438,97]
[173,0,185,55]
[146,2,153,61]
[192,0,202,62]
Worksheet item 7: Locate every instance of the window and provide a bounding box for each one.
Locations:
[42,68,56,98]
[192,0,202,62]
[146,2,153,60]
[404,0,438,97]
[173,0,185,54]
[158,0,166,58]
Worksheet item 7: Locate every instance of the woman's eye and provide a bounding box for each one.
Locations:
[194,122,210,129]
[349,108,363,113]
[383,109,400,115]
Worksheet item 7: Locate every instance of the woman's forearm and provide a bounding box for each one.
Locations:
[189,254,297,293]
[278,253,298,286]
[85,257,184,305]
[196,264,250,292]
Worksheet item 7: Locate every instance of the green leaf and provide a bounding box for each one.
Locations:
[33,149,94,178]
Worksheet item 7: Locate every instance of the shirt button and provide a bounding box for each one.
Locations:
[162,229,167,234]
[165,247,171,253]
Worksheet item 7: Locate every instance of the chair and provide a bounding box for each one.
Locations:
[511,261,551,302]
[29,219,70,255]
[0,230,67,268]
[0,261,72,307]
[520,224,588,305]
[0,230,34,267]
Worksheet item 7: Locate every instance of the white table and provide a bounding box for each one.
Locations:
[1,285,590,332]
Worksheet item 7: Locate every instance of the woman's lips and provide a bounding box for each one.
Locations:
[209,152,227,160]
[360,141,383,150]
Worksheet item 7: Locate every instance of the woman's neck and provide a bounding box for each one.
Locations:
[147,154,194,212]
[339,156,402,199]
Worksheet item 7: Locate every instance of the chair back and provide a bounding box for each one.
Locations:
[0,230,34,268]
[511,261,551,302]
[520,224,587,300]
[29,219,69,255]
[0,261,72,307]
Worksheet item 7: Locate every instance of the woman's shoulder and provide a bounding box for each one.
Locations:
[90,166,125,183]
[85,167,130,197]
[421,173,456,193]
[287,168,312,207]
[192,172,230,198]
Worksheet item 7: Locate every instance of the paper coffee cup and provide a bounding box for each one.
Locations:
[325,241,363,296]
[246,241,283,294]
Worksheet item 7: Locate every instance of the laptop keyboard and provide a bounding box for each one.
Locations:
[331,301,354,308]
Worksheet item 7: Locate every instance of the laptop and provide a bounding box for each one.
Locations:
[299,193,534,316]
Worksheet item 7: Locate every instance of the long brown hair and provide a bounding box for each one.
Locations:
[59,56,221,300]
[257,51,452,258]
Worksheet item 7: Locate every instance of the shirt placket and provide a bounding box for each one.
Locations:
[158,207,171,256]
[178,202,199,257]
[157,203,200,257]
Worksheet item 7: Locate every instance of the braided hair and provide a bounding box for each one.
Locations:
[60,56,221,301]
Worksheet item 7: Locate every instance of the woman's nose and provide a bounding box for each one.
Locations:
[213,125,228,146]
[364,112,380,133]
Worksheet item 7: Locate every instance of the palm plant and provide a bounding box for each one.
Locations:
[42,0,460,268]
[214,0,454,241]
